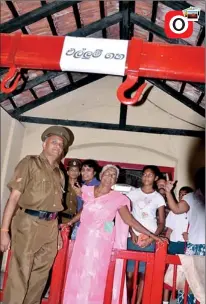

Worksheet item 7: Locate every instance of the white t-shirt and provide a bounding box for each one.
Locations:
[127,188,166,236]
[166,211,188,242]
[183,191,205,245]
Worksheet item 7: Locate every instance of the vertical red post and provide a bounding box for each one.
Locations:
[46,226,70,304]
[150,241,168,303]
[103,250,117,304]
[142,253,154,304]
[60,239,75,303]
[0,250,11,302]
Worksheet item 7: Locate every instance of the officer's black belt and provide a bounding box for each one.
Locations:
[20,207,58,220]
[60,213,75,219]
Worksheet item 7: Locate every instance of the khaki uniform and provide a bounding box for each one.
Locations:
[4,153,64,304]
[61,184,78,224]
[61,158,82,224]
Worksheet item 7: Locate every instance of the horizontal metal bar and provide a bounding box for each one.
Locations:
[0,1,81,33]
[130,12,191,45]
[160,1,205,27]
[0,12,123,103]
[15,115,204,138]
[148,79,205,117]
[11,74,105,116]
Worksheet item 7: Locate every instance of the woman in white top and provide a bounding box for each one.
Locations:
[165,167,205,304]
[126,165,166,304]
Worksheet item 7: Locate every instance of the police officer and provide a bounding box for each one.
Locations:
[61,159,82,224]
[0,126,72,304]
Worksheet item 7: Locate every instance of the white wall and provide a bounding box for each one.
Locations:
[19,76,205,191]
[1,108,25,219]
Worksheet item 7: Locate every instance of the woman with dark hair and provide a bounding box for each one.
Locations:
[126,165,166,304]
[63,165,165,304]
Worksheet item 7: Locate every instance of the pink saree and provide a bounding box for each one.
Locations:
[63,186,130,304]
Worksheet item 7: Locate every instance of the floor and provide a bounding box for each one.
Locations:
[0,271,177,304]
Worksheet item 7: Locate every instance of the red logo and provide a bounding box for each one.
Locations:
[164,10,193,39]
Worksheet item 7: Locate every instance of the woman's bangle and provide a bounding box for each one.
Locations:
[1,228,9,232]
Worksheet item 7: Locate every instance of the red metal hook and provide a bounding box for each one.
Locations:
[117,74,147,105]
[0,66,21,93]
[117,38,147,105]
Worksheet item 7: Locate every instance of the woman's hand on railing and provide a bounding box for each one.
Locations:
[139,237,153,248]
[151,234,169,244]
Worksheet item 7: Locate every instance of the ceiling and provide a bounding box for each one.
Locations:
[0,1,205,137]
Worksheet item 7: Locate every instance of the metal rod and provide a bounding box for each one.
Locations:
[15,115,204,138]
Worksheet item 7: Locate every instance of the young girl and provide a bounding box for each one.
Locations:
[71,159,100,240]
[126,165,166,304]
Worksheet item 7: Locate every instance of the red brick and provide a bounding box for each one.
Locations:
[33,81,52,98]
[135,1,152,20]
[14,1,41,15]
[79,1,100,26]
[0,2,13,23]
[13,90,34,107]
[134,25,148,41]
[52,74,70,89]
[53,7,77,35]
[105,1,119,16]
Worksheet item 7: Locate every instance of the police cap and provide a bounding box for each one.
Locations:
[41,126,71,148]
[67,159,82,170]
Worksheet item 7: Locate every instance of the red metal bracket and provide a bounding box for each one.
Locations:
[117,38,147,105]
[1,33,22,93]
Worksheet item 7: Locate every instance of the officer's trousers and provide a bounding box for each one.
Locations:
[3,209,58,304]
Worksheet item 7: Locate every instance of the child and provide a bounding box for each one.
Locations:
[163,186,193,304]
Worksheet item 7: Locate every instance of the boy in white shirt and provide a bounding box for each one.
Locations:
[166,186,193,254]
[163,186,193,304]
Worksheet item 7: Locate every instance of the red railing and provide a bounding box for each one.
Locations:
[0,250,11,301]
[0,226,70,304]
[164,254,200,304]
[0,234,200,304]
[104,249,155,304]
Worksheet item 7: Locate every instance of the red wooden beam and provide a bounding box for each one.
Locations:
[0,33,204,105]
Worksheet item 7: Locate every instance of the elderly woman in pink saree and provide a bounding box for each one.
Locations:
[63,165,163,304]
